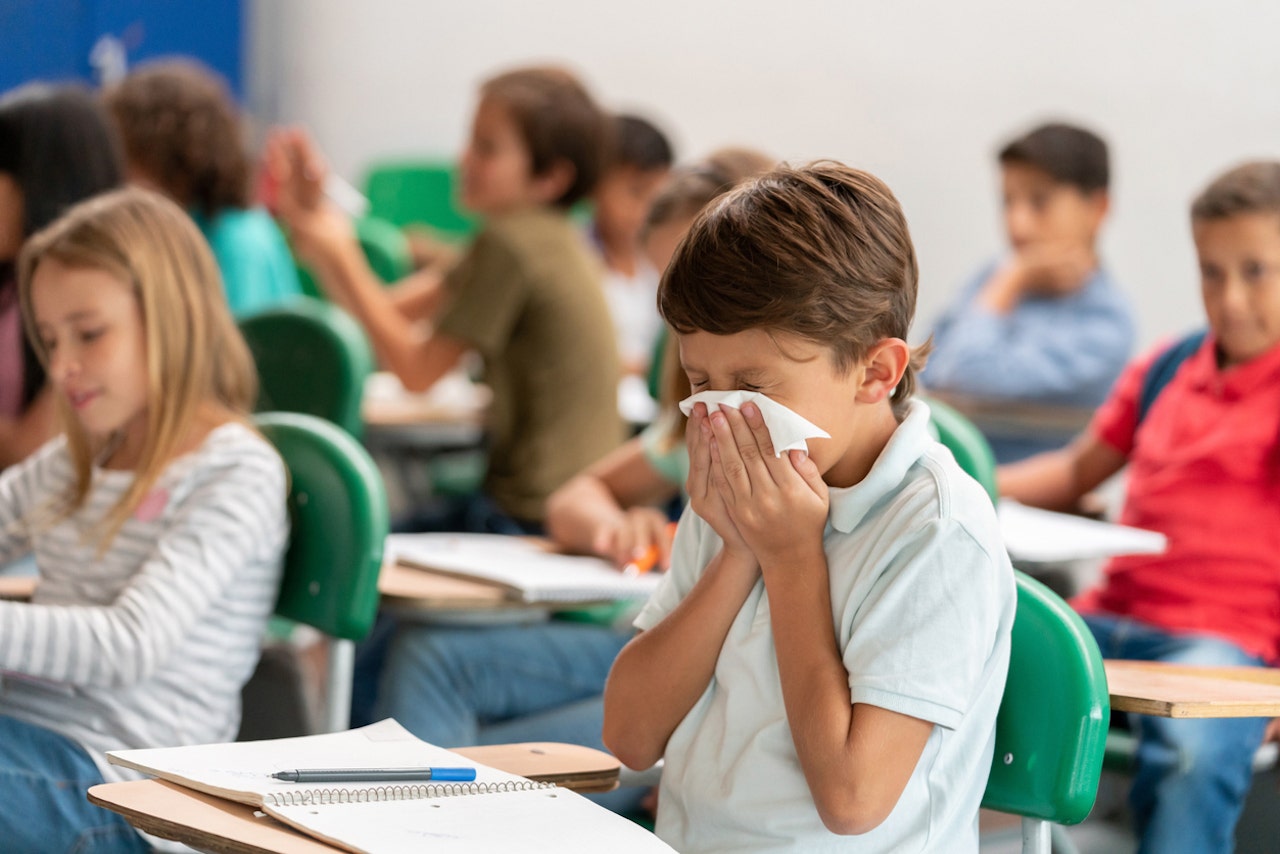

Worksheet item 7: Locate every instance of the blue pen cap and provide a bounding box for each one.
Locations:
[433,767,478,782]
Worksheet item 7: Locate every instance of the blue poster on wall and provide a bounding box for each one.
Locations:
[0,0,243,98]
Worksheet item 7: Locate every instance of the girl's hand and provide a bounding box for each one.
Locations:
[706,402,829,570]
[592,509,675,572]
[263,128,355,273]
[686,403,750,559]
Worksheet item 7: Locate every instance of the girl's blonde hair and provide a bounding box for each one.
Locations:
[17,187,257,548]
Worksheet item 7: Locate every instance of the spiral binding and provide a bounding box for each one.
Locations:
[263,779,556,807]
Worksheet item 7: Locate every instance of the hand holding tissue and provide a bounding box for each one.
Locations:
[679,391,830,456]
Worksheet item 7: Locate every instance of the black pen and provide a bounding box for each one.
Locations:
[271,766,477,783]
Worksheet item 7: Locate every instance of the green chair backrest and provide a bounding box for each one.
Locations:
[256,412,388,641]
[239,298,375,439]
[982,571,1109,824]
[926,397,999,504]
[363,159,478,239]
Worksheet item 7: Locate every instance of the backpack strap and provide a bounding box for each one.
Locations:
[1136,329,1208,426]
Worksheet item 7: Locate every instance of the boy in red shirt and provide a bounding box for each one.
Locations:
[1000,160,1280,854]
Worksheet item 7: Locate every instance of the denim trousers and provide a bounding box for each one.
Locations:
[0,714,150,854]
[369,620,641,812]
[1085,614,1270,854]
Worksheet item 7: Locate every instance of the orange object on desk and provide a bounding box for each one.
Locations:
[623,522,679,577]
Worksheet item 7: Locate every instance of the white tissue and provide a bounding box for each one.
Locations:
[679,390,831,457]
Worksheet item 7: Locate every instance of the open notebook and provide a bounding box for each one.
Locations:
[387,533,664,603]
[107,720,673,854]
[997,500,1167,563]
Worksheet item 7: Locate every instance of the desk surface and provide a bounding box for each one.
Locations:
[1105,660,1280,718]
[926,390,1095,436]
[89,741,621,854]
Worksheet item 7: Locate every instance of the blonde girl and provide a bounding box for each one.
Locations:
[0,188,287,854]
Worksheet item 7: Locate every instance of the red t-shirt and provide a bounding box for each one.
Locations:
[1074,334,1280,662]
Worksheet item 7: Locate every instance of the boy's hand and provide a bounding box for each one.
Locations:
[686,403,751,559]
[263,128,356,273]
[592,508,675,571]
[706,402,829,570]
[1012,240,1094,295]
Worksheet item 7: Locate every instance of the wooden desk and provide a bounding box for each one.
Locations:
[89,742,621,854]
[927,390,1095,438]
[1105,660,1280,718]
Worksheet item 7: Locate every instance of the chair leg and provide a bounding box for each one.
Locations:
[325,638,355,733]
[1049,823,1082,854]
[1022,817,1050,854]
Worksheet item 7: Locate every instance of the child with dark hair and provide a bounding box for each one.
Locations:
[604,162,1015,852]
[0,83,123,469]
[105,59,302,317]
[1001,160,1280,854]
[590,114,674,376]
[923,121,1135,461]
[269,65,624,533]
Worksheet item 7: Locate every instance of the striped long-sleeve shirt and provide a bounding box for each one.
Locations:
[0,421,287,782]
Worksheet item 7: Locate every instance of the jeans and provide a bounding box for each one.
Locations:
[1085,614,1270,854]
[372,621,642,812]
[0,715,150,854]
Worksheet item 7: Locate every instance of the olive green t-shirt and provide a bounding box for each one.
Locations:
[436,208,624,521]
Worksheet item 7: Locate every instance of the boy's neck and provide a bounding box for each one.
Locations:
[597,232,642,277]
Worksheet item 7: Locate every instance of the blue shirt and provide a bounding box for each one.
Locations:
[194,207,303,318]
[922,260,1134,460]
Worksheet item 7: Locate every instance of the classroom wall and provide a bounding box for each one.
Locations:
[253,0,1280,350]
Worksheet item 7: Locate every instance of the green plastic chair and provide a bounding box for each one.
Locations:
[239,297,375,439]
[256,412,389,732]
[363,159,478,239]
[982,571,1110,852]
[926,396,999,504]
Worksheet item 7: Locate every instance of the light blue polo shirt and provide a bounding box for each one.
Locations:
[634,399,1016,853]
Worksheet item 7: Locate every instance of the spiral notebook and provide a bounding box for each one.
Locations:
[107,720,674,854]
[387,533,664,603]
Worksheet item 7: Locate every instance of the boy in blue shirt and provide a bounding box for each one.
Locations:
[604,163,1016,853]
[923,122,1134,461]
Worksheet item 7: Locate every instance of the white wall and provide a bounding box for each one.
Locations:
[254,0,1280,349]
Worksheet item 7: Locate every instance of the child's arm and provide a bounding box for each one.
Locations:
[544,437,679,568]
[0,444,287,687]
[602,405,757,769]
[603,545,759,770]
[998,432,1126,511]
[265,129,467,392]
[706,403,934,833]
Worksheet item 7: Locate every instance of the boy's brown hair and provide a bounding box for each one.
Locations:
[999,122,1109,194]
[659,161,928,415]
[1191,161,1280,223]
[104,59,250,218]
[480,66,608,209]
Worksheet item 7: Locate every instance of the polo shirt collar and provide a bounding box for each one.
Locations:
[828,399,932,534]
[1185,334,1280,400]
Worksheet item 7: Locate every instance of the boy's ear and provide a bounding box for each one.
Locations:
[855,338,911,404]
[533,159,577,206]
